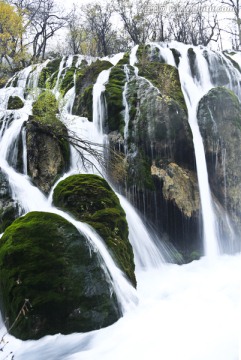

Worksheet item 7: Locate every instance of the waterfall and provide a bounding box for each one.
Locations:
[154,43,220,259]
[0,45,239,360]
[92,69,111,135]
[0,68,138,316]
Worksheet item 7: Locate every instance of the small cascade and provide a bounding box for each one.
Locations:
[129,45,139,76]
[149,42,176,67]
[92,69,111,136]
[123,64,130,152]
[26,60,50,98]
[118,194,164,269]
[21,126,28,175]
[53,57,66,98]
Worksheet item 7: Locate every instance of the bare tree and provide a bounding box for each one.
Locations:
[218,0,241,49]
[114,0,155,45]
[167,0,220,46]
[82,2,115,56]
[30,0,68,61]
[66,4,86,55]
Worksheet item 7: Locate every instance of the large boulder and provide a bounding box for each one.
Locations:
[26,91,70,193]
[0,211,121,340]
[53,174,136,286]
[197,86,241,245]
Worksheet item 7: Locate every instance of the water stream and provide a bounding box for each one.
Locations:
[0,44,239,360]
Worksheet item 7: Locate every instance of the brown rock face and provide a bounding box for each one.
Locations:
[151,163,200,218]
[26,121,69,194]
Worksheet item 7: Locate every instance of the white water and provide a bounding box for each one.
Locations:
[92,69,111,135]
[123,64,130,152]
[0,47,240,360]
[154,43,220,259]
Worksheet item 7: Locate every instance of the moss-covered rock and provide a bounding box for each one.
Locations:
[38,58,61,89]
[138,61,187,112]
[72,59,112,119]
[106,47,198,257]
[60,67,75,96]
[7,96,24,110]
[53,174,136,286]
[116,52,130,66]
[197,86,241,242]
[105,65,126,133]
[26,91,70,193]
[0,211,121,340]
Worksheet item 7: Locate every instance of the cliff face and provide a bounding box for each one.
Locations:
[107,46,201,258]
[197,87,241,248]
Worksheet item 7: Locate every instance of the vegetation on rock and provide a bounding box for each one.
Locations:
[53,174,136,286]
[27,91,70,193]
[0,211,121,340]
[73,59,112,119]
[7,96,24,110]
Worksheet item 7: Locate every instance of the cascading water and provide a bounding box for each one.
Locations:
[0,45,240,360]
[92,69,111,136]
[153,43,221,259]
[123,64,130,152]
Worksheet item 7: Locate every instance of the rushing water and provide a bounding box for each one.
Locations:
[0,44,240,360]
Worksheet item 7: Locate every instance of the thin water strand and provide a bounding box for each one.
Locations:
[92,69,111,135]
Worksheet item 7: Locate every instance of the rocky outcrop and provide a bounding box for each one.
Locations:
[7,96,24,110]
[0,211,121,340]
[107,46,199,258]
[0,170,20,233]
[151,163,200,218]
[26,91,70,193]
[53,174,136,286]
[197,86,241,240]
[72,59,112,119]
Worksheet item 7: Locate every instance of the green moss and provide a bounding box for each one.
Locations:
[7,96,24,110]
[0,211,120,340]
[32,91,58,120]
[31,90,70,163]
[60,67,75,96]
[73,59,112,119]
[105,65,126,133]
[53,174,136,286]
[137,61,187,112]
[117,52,130,66]
[38,58,61,89]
